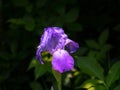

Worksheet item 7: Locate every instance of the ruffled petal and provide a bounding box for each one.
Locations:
[51,27,67,50]
[52,49,74,73]
[36,28,53,63]
[40,27,53,51]
[43,27,67,53]
[65,39,79,53]
[36,46,44,64]
[36,27,67,63]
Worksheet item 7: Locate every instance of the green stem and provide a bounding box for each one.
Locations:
[57,78,62,90]
[52,69,62,90]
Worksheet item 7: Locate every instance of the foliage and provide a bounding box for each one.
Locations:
[1,0,120,90]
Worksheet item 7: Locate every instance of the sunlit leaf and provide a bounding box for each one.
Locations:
[77,79,105,90]
[81,85,106,90]
[81,79,99,89]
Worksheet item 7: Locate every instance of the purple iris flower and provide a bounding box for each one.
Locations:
[36,27,79,73]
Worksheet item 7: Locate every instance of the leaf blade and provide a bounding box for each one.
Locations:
[98,30,109,45]
[76,56,104,80]
[106,61,120,87]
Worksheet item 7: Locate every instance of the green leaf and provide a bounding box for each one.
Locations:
[27,59,38,70]
[11,0,28,7]
[106,61,120,87]
[55,5,65,15]
[113,85,120,90]
[96,44,112,60]
[80,79,100,89]
[0,52,12,60]
[65,8,79,23]
[94,85,106,90]
[23,17,35,31]
[77,79,105,90]
[52,69,62,90]
[30,81,43,90]
[34,65,47,79]
[67,23,83,32]
[75,47,88,56]
[98,30,109,45]
[28,58,51,79]
[52,69,61,83]
[85,40,100,49]
[100,44,112,54]
[8,18,24,25]
[88,50,97,57]
[114,24,120,31]
[76,56,104,80]
[25,4,33,13]
[36,0,47,8]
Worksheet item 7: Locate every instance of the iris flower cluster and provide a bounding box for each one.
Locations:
[36,27,79,73]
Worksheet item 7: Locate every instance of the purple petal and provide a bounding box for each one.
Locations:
[36,46,44,64]
[36,27,79,65]
[51,27,67,50]
[65,39,79,53]
[52,49,74,73]
[40,27,67,54]
[36,27,67,63]
[36,28,53,63]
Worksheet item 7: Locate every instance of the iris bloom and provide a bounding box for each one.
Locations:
[36,27,79,73]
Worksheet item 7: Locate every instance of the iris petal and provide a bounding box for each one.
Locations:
[36,27,67,63]
[36,46,44,64]
[36,27,79,71]
[65,39,79,53]
[52,49,74,73]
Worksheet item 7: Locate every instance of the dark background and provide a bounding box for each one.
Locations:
[0,0,120,90]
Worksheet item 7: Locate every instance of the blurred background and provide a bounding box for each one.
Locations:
[1,0,120,90]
